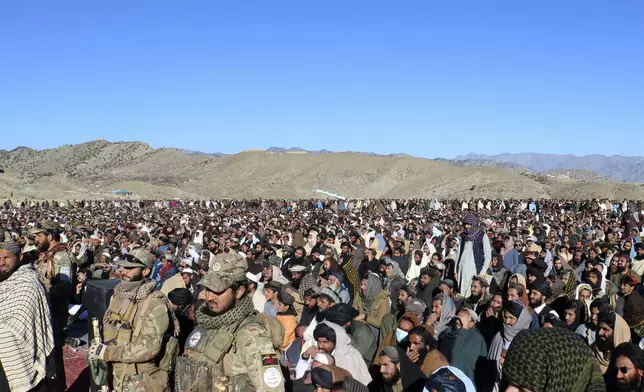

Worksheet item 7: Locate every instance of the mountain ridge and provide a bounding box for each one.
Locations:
[454,153,644,182]
[1,140,643,200]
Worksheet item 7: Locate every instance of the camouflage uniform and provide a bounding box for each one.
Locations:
[176,253,285,392]
[30,220,77,390]
[90,248,172,392]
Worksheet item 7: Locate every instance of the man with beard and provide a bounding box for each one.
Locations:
[378,346,426,392]
[322,303,377,365]
[392,247,410,276]
[414,266,440,307]
[465,275,492,315]
[438,308,487,386]
[611,253,640,287]
[528,281,559,326]
[0,242,54,392]
[89,247,172,391]
[31,220,76,390]
[310,322,372,385]
[406,325,449,376]
[177,252,285,391]
[576,297,611,346]
[477,292,504,346]
[359,248,380,279]
[620,275,644,340]
[592,310,632,374]
[632,243,644,277]
[338,241,354,266]
[299,288,319,328]
[281,246,305,281]
[324,269,350,304]
[612,343,644,392]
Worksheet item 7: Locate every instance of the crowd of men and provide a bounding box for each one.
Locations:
[2,197,644,392]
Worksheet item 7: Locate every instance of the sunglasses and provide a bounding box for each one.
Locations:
[125,254,145,267]
[618,366,632,375]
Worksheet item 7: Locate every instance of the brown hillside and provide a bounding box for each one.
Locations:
[1,140,643,200]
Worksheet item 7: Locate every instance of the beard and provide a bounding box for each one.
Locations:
[616,266,627,274]
[470,292,481,301]
[596,336,614,352]
[419,281,427,290]
[416,348,429,365]
[37,239,50,252]
[0,264,19,283]
[616,379,641,392]
[383,367,401,385]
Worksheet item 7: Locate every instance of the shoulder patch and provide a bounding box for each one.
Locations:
[263,367,282,388]
[261,353,278,367]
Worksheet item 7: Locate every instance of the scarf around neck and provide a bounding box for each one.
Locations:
[462,214,481,241]
[114,279,157,301]
[196,295,255,331]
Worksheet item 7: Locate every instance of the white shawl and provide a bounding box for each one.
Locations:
[0,265,54,392]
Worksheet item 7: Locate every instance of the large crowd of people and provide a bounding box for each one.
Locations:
[2,197,644,392]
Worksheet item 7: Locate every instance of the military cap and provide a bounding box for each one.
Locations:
[29,220,61,235]
[117,247,154,269]
[198,252,248,293]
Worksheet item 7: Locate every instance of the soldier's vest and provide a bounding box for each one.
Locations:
[103,294,161,379]
[175,315,260,392]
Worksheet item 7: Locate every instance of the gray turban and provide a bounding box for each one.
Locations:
[0,242,21,256]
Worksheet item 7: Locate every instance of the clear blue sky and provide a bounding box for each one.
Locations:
[1,1,642,158]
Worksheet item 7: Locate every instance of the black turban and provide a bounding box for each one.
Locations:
[168,288,194,307]
[323,303,358,326]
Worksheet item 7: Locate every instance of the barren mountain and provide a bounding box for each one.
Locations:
[455,153,644,182]
[1,140,644,200]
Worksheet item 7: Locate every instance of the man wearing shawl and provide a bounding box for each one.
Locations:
[321,303,377,365]
[383,258,407,313]
[593,310,632,374]
[426,293,456,339]
[485,300,533,392]
[378,346,426,392]
[354,273,391,336]
[620,275,644,340]
[0,242,54,392]
[312,322,372,386]
[457,214,492,297]
[310,364,368,392]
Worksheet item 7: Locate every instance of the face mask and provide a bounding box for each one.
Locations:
[319,255,325,262]
[395,328,409,343]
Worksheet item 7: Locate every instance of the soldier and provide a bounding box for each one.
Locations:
[31,220,77,390]
[88,247,174,392]
[176,252,285,392]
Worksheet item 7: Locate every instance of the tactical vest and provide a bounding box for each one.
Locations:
[103,294,162,381]
[175,316,257,392]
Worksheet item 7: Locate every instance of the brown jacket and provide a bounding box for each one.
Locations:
[353,290,391,329]
[419,349,449,376]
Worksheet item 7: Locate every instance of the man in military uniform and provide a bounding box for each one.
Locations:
[31,220,77,390]
[88,247,173,392]
[177,252,285,392]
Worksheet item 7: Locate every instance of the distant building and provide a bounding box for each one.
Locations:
[110,189,135,196]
